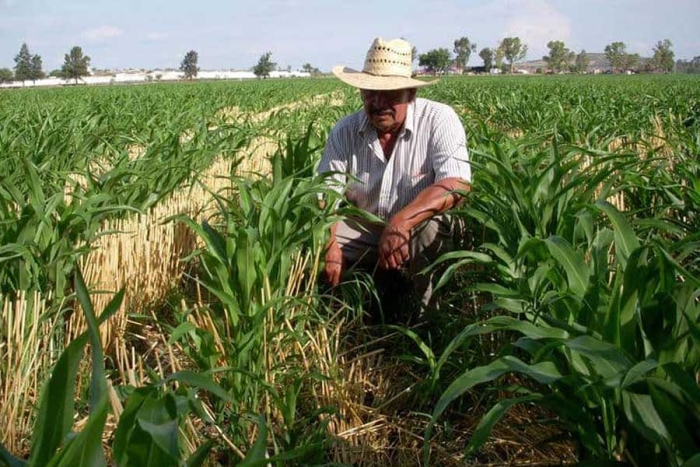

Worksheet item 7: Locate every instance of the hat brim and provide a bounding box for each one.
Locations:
[332,66,437,90]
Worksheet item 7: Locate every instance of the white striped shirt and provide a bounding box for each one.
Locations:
[318,97,471,221]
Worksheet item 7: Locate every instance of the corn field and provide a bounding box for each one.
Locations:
[0,75,698,467]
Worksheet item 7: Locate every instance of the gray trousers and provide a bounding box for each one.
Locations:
[335,215,462,310]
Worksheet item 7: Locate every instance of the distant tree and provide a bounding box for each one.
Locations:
[676,56,700,74]
[604,41,629,72]
[180,50,199,80]
[61,46,91,84]
[573,50,590,73]
[453,36,477,73]
[625,53,640,71]
[253,52,276,78]
[418,48,451,75]
[543,40,574,73]
[302,63,320,75]
[13,43,34,84]
[49,69,63,78]
[497,37,528,73]
[478,47,495,72]
[0,68,13,84]
[30,54,45,82]
[652,39,675,73]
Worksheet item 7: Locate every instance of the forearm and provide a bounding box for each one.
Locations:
[389,177,470,230]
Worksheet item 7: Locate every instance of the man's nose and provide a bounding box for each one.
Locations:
[371,92,388,106]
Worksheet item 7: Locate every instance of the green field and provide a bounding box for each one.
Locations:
[1,75,699,466]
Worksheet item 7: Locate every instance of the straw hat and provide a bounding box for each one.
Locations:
[333,37,436,90]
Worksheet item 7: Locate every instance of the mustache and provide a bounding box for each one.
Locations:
[370,107,394,116]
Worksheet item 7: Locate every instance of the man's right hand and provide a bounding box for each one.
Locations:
[325,242,344,286]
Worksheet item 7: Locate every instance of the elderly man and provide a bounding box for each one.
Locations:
[319,37,472,315]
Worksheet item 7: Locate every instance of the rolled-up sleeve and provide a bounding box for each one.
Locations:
[430,107,471,183]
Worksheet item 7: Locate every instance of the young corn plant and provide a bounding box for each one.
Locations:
[422,133,700,465]
[175,127,346,461]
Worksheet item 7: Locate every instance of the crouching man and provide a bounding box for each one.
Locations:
[319,37,472,318]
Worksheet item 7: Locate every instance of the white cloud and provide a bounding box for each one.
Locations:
[459,0,571,60]
[146,32,168,41]
[83,25,124,41]
[504,0,571,58]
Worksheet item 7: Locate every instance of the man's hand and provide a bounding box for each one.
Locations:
[325,242,344,286]
[379,222,411,270]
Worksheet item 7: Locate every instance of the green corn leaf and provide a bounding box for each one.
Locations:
[649,384,700,460]
[184,440,215,467]
[682,454,700,467]
[594,201,640,267]
[135,394,180,463]
[45,396,109,467]
[466,394,543,457]
[0,443,25,467]
[388,325,436,372]
[164,371,236,404]
[426,356,563,464]
[545,236,590,298]
[621,359,658,388]
[564,335,632,383]
[28,283,122,467]
[239,414,269,467]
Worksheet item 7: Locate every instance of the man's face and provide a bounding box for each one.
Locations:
[361,88,416,134]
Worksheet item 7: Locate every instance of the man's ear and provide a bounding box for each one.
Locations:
[408,88,417,101]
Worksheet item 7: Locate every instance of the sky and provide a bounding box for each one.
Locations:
[1,0,699,72]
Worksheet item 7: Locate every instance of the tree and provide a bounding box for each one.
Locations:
[180,50,199,80]
[543,40,574,73]
[61,46,91,84]
[419,48,452,75]
[604,41,628,72]
[652,39,675,73]
[0,68,13,84]
[13,43,33,84]
[30,54,45,82]
[625,53,640,71]
[497,37,528,73]
[253,52,276,78]
[453,36,477,73]
[302,63,320,75]
[479,48,495,73]
[573,50,590,73]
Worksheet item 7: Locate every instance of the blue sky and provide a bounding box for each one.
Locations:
[1,0,699,71]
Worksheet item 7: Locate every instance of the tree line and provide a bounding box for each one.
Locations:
[1,38,693,86]
[1,44,306,86]
[179,50,317,80]
[416,36,682,75]
[0,43,91,85]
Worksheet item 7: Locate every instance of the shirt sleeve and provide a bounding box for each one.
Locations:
[317,125,348,196]
[430,106,472,183]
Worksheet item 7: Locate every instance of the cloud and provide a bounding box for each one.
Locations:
[460,0,571,60]
[83,25,124,41]
[146,32,168,41]
[503,0,571,58]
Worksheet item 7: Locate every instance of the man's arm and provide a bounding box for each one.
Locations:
[379,177,470,270]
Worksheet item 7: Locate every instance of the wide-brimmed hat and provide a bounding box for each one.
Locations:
[333,38,436,91]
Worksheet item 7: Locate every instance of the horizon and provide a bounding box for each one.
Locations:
[1,0,699,72]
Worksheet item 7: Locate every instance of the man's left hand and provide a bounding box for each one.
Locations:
[379,222,411,269]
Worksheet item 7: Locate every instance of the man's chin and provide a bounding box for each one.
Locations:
[371,116,395,132]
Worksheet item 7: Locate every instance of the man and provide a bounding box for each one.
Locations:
[319,37,471,314]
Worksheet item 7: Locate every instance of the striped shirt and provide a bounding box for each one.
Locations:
[318,97,471,221]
